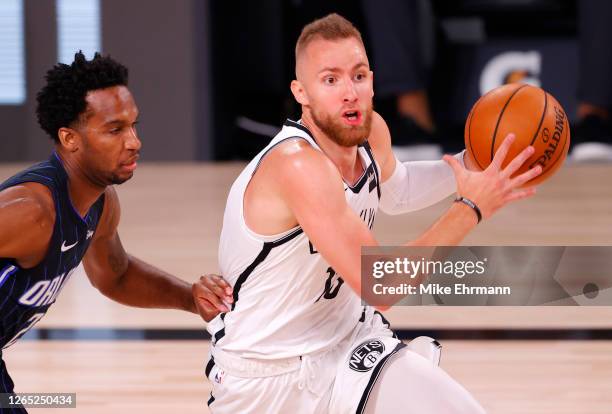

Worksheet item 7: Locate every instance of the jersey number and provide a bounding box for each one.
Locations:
[315,267,344,302]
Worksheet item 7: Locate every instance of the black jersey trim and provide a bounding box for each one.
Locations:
[359,307,367,322]
[269,227,304,246]
[374,310,398,339]
[284,119,313,138]
[205,356,216,378]
[356,342,407,414]
[361,141,381,199]
[212,313,227,344]
[231,227,303,310]
[230,245,272,311]
[253,136,309,176]
[283,119,377,195]
[345,161,373,194]
[213,228,304,345]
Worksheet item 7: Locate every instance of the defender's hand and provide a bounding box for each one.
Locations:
[444,134,542,220]
[192,274,233,322]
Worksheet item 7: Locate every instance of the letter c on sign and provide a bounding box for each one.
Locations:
[480,51,542,95]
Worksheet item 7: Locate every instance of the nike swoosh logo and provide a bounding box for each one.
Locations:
[61,240,78,252]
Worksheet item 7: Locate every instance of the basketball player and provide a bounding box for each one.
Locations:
[205,14,542,413]
[0,52,231,413]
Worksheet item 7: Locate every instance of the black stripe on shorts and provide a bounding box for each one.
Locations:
[356,342,407,414]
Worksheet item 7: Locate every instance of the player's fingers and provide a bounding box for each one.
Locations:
[502,146,535,179]
[201,275,233,301]
[211,274,233,296]
[509,165,542,188]
[504,187,537,203]
[491,133,515,170]
[196,298,223,322]
[195,284,229,312]
[443,154,463,177]
[203,296,229,312]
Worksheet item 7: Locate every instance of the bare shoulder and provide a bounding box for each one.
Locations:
[245,138,345,234]
[0,183,55,264]
[0,183,55,231]
[263,138,343,188]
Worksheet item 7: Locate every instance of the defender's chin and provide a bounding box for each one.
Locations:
[110,171,134,185]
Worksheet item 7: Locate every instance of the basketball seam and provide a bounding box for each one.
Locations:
[530,89,548,145]
[467,86,502,170]
[467,101,485,170]
[490,84,528,162]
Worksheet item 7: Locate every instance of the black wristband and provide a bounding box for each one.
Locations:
[455,196,482,224]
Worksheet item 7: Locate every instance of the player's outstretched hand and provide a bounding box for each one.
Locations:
[443,133,542,220]
[192,274,233,322]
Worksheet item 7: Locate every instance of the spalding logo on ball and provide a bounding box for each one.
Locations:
[465,83,570,185]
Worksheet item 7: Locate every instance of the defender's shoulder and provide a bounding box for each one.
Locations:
[0,183,55,230]
[0,183,55,262]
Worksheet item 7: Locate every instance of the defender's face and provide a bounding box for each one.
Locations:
[77,85,141,186]
[299,37,374,146]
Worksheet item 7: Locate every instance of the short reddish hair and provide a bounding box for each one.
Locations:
[295,13,364,59]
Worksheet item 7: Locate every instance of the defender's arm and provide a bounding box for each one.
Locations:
[83,187,230,321]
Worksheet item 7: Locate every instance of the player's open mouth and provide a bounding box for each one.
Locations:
[342,110,362,125]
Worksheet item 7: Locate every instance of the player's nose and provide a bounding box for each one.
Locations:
[343,79,358,103]
[125,126,142,151]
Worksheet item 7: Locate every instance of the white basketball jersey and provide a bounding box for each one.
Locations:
[209,119,381,360]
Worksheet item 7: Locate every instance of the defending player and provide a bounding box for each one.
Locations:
[0,52,231,412]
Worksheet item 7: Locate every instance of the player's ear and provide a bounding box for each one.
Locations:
[370,71,375,98]
[57,127,80,152]
[291,80,309,106]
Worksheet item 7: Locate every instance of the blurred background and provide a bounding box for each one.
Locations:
[1,1,612,413]
[1,0,612,163]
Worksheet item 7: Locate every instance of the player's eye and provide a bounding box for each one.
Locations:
[355,73,365,81]
[324,76,336,85]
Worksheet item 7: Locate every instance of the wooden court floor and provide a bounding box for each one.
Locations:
[4,340,612,413]
[1,161,611,413]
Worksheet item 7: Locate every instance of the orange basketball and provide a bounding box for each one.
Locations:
[464,83,570,186]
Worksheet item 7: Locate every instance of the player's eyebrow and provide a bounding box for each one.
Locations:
[318,66,340,75]
[318,62,369,75]
[102,113,139,127]
[103,119,124,126]
[352,62,369,71]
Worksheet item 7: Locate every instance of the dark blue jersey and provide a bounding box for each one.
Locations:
[0,153,105,349]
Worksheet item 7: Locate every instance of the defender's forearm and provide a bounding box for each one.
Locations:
[99,255,195,313]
